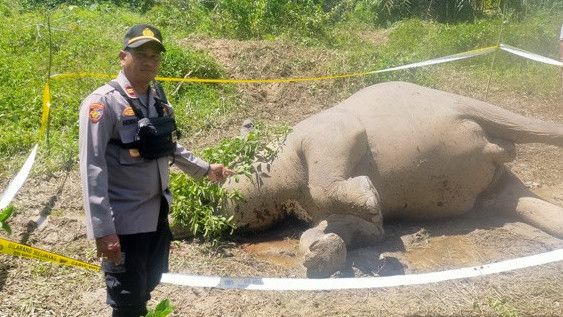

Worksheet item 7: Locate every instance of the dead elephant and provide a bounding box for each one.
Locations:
[222,81,563,277]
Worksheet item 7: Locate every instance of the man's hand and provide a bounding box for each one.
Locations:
[207,163,234,182]
[96,233,123,265]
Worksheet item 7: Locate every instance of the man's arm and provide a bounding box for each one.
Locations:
[173,144,233,182]
[173,143,211,179]
[79,94,122,264]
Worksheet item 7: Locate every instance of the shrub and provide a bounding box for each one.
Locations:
[0,205,15,234]
[169,124,291,240]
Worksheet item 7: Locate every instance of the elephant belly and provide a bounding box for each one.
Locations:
[363,117,499,219]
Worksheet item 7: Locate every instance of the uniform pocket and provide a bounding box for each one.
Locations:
[117,147,144,165]
[118,120,138,144]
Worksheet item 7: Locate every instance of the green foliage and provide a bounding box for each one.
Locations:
[169,172,237,241]
[338,0,562,25]
[202,123,291,176]
[0,205,15,234]
[0,0,21,16]
[21,0,156,12]
[0,2,235,179]
[145,298,174,317]
[160,46,223,79]
[488,298,520,317]
[170,124,291,240]
[148,0,332,42]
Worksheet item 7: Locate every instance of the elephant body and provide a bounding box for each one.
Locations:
[223,81,563,277]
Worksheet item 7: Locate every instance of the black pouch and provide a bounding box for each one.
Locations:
[137,116,177,159]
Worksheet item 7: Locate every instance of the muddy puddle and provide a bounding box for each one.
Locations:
[241,238,302,268]
[237,215,556,276]
[402,235,494,272]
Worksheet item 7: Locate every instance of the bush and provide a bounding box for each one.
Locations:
[170,124,291,240]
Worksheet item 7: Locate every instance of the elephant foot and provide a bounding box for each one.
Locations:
[299,214,384,278]
[303,233,347,278]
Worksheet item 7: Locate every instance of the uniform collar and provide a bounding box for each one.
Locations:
[116,71,139,99]
[116,71,160,110]
[115,71,157,100]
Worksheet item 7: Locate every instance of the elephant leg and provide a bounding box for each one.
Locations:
[309,176,383,224]
[299,214,384,278]
[299,111,383,224]
[478,169,563,238]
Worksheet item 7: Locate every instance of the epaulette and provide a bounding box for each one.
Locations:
[90,83,115,97]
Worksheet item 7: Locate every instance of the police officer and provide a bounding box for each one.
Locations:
[79,24,232,317]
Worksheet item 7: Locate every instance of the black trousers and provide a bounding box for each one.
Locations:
[102,198,172,317]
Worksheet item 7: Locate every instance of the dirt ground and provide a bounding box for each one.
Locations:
[0,37,562,317]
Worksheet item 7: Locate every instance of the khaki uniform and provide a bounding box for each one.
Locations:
[79,71,209,239]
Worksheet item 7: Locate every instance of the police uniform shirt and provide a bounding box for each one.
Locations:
[79,71,210,239]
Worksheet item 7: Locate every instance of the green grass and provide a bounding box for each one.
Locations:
[488,298,520,317]
[0,2,239,179]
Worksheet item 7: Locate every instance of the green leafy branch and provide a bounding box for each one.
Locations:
[170,123,291,241]
[0,205,15,234]
[145,299,174,317]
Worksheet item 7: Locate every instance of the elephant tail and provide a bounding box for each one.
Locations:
[458,100,563,147]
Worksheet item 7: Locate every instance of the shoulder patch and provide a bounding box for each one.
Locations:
[89,103,105,123]
[122,106,135,117]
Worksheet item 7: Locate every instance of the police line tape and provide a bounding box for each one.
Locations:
[1,43,562,289]
[0,237,100,272]
[48,46,499,84]
[1,236,562,290]
[161,248,563,290]
[45,44,563,84]
[0,145,38,211]
[500,44,563,66]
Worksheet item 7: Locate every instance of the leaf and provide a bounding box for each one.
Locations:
[145,299,174,317]
[154,299,174,316]
[1,221,12,235]
[0,205,14,222]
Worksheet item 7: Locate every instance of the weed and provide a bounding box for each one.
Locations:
[169,124,291,240]
[488,298,520,317]
[0,205,15,234]
[145,298,174,317]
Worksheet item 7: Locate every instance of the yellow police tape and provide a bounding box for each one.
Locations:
[39,82,51,138]
[49,46,499,84]
[0,237,100,272]
[39,45,498,138]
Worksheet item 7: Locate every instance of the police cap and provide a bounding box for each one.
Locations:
[123,24,165,52]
